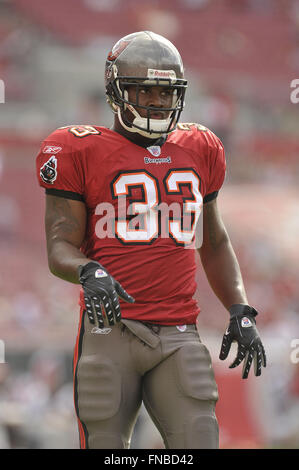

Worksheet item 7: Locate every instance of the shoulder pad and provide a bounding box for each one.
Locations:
[176,123,208,132]
[41,125,102,152]
[56,125,102,138]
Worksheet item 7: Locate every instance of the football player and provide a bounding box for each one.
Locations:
[36,31,266,449]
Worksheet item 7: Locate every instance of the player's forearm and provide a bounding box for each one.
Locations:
[47,239,91,284]
[199,236,248,311]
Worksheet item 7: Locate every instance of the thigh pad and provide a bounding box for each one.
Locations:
[174,341,218,402]
[76,354,121,422]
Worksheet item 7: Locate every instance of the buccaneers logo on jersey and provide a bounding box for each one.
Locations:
[40,155,57,184]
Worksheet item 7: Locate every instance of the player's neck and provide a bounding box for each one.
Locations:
[111,118,166,149]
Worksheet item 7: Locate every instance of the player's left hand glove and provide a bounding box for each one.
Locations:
[219,304,266,379]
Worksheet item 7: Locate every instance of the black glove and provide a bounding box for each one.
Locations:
[219,304,266,379]
[78,261,135,329]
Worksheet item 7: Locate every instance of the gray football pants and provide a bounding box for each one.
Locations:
[73,310,219,449]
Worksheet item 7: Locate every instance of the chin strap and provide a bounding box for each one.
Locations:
[117,107,169,139]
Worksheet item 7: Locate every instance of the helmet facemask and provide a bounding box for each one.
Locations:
[106,67,187,139]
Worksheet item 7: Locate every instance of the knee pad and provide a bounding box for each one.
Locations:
[88,432,128,449]
[174,342,219,448]
[185,413,219,449]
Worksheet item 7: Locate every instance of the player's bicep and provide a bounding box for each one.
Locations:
[45,194,87,249]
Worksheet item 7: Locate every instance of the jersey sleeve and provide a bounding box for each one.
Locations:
[203,132,226,204]
[36,136,85,201]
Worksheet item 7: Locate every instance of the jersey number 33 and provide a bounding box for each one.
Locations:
[110,168,202,246]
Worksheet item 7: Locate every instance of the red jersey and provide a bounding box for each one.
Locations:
[36,123,226,325]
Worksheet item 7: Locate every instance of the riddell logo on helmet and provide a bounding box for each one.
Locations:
[147,69,176,81]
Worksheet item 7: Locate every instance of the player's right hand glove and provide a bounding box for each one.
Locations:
[78,261,135,329]
[219,304,266,379]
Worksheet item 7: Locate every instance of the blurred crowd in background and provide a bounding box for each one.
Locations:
[0,0,298,449]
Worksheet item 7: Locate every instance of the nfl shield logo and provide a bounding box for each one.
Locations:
[147,146,161,157]
[95,269,108,278]
[176,325,187,332]
[241,317,252,328]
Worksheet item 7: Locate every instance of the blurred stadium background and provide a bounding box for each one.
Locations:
[0,0,298,449]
